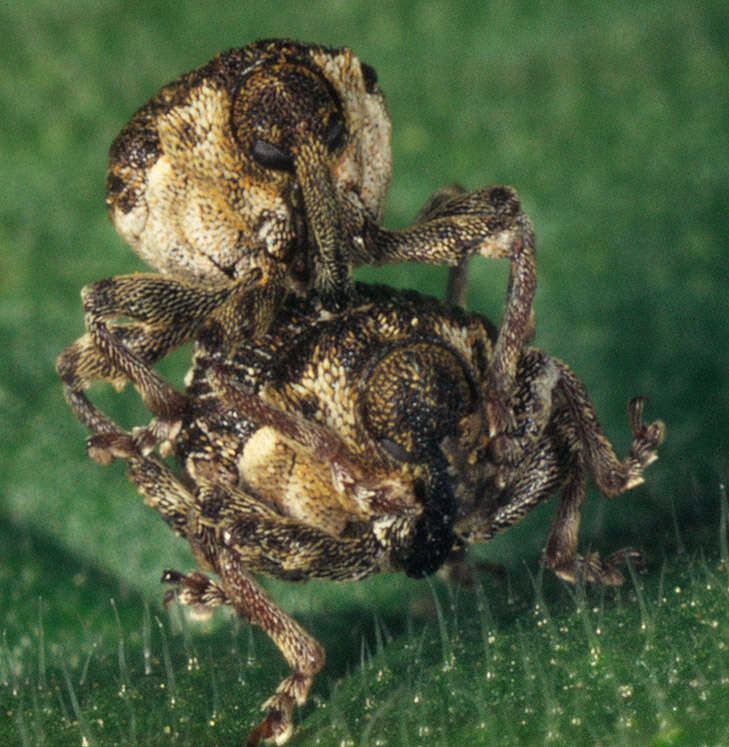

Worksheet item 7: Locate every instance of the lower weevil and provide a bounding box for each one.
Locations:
[85,283,664,744]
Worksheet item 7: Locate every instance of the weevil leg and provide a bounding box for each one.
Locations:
[162,559,325,747]
[445,259,470,308]
[56,269,271,450]
[125,452,195,538]
[541,450,645,586]
[57,275,232,417]
[106,437,379,743]
[541,362,664,585]
[413,183,471,308]
[454,415,566,545]
[554,362,666,496]
[457,348,663,586]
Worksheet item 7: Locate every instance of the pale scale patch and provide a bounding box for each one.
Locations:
[238,426,283,485]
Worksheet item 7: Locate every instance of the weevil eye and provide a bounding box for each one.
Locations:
[379,437,416,463]
[326,114,346,152]
[251,139,295,172]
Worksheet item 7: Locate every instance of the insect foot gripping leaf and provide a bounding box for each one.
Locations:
[57,39,536,466]
[79,282,663,745]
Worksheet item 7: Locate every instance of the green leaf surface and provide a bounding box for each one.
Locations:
[2,1,728,744]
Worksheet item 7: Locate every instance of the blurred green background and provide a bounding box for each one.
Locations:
[2,1,728,744]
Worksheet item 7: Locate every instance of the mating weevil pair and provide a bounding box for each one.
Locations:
[56,39,664,745]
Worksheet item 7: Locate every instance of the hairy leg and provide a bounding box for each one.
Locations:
[161,565,324,747]
[413,184,472,308]
[454,417,566,545]
[56,269,270,450]
[554,361,665,495]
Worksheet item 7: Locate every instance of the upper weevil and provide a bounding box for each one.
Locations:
[56,39,536,455]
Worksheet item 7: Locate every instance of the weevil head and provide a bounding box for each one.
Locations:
[105,40,391,300]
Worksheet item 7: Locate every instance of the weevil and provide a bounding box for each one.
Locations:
[87,283,664,745]
[56,40,535,452]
